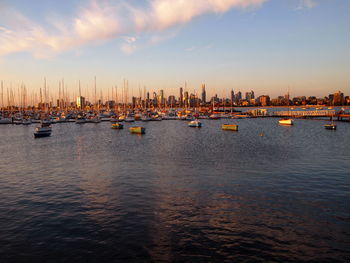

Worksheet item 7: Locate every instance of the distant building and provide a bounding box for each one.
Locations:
[168,95,176,107]
[259,95,270,107]
[160,89,165,105]
[230,89,235,104]
[333,91,344,105]
[201,84,206,105]
[184,91,189,107]
[236,91,242,102]
[179,87,183,107]
[189,93,197,107]
[132,97,137,108]
[245,90,254,101]
[76,96,85,109]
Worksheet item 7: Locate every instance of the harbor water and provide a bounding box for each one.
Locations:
[0,118,349,262]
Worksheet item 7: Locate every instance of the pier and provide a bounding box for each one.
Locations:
[271,110,350,121]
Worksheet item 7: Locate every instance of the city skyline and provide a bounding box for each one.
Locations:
[1,0,350,97]
[1,78,348,108]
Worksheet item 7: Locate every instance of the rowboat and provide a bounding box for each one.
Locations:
[222,124,238,131]
[129,126,145,134]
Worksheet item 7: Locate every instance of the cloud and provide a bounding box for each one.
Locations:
[0,0,267,58]
[297,0,317,10]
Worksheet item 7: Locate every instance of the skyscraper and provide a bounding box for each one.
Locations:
[236,91,242,102]
[160,89,164,106]
[333,91,344,105]
[201,84,206,105]
[76,96,85,109]
[230,89,235,104]
[184,91,189,107]
[179,87,183,107]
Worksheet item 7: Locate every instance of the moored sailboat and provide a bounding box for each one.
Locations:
[222,124,238,131]
[111,123,124,129]
[279,118,293,125]
[129,126,145,134]
[188,120,202,128]
[34,122,52,138]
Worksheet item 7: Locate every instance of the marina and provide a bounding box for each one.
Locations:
[1,0,350,261]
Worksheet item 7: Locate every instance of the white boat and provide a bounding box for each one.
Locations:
[22,119,32,125]
[151,115,162,121]
[0,118,12,124]
[209,114,220,120]
[34,123,52,138]
[110,116,119,122]
[124,116,135,122]
[188,120,202,128]
[279,118,293,125]
[91,116,101,123]
[13,119,23,125]
[75,116,86,124]
[141,115,151,121]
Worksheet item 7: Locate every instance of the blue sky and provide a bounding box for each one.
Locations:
[1,0,349,101]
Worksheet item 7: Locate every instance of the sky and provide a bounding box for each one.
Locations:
[0,0,349,102]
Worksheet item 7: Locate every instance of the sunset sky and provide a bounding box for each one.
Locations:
[1,0,349,101]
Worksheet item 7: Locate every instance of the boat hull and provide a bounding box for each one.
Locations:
[111,123,124,129]
[129,127,145,134]
[279,119,293,125]
[222,124,238,131]
[188,121,202,128]
[324,124,336,130]
[34,131,51,138]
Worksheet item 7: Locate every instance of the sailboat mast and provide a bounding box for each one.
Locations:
[94,76,97,108]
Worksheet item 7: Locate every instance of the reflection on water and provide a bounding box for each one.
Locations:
[0,118,349,262]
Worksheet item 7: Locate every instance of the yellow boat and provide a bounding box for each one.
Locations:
[222,124,238,131]
[111,123,124,129]
[279,118,293,125]
[129,126,146,134]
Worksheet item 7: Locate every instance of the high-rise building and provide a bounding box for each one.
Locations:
[179,87,183,107]
[76,96,85,109]
[189,93,197,107]
[168,95,176,107]
[201,84,206,105]
[259,95,270,107]
[333,91,344,105]
[184,91,189,107]
[230,89,235,104]
[236,91,242,101]
[160,89,164,105]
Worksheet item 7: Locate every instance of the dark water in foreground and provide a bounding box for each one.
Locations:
[0,118,349,262]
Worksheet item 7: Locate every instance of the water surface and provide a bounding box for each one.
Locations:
[0,118,349,262]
